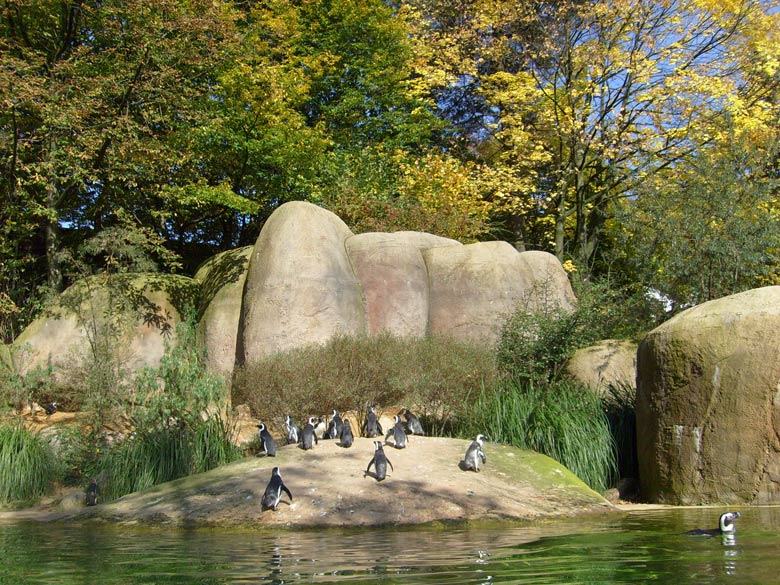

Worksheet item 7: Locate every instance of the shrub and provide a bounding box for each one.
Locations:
[0,421,59,504]
[232,333,498,435]
[456,379,616,492]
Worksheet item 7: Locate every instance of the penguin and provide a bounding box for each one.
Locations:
[461,434,487,471]
[301,416,319,450]
[261,467,293,511]
[338,418,354,448]
[362,405,383,438]
[284,415,301,445]
[384,414,408,449]
[44,402,58,416]
[684,511,741,536]
[365,440,394,481]
[314,416,327,439]
[326,409,343,440]
[85,479,98,506]
[400,408,425,435]
[256,423,277,457]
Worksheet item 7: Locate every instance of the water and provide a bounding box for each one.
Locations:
[1,507,779,584]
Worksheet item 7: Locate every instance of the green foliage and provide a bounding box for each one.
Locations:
[93,319,240,501]
[602,381,638,481]
[456,379,616,492]
[0,421,59,504]
[497,277,660,384]
[233,333,498,436]
[0,356,56,414]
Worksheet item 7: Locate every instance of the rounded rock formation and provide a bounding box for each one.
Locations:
[567,339,638,394]
[636,286,780,504]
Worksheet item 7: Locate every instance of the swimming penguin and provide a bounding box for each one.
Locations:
[338,418,354,448]
[684,511,742,536]
[301,416,319,450]
[85,479,98,506]
[284,415,301,445]
[461,434,487,471]
[362,405,383,438]
[326,410,343,440]
[365,440,394,481]
[261,467,293,511]
[314,416,327,439]
[256,423,277,457]
[384,414,408,449]
[400,408,425,435]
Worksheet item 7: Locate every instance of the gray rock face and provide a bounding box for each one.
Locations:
[567,339,638,394]
[425,241,575,344]
[12,274,197,378]
[636,286,780,504]
[239,201,365,363]
[345,232,460,337]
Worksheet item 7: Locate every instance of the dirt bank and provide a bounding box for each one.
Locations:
[1,436,615,528]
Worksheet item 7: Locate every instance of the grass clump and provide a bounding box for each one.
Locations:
[457,379,616,493]
[0,421,59,504]
[233,333,498,435]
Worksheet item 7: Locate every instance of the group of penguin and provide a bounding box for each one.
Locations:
[258,406,488,512]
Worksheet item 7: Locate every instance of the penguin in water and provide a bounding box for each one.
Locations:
[461,434,488,471]
[256,423,277,457]
[261,467,293,511]
[365,440,394,481]
[326,409,343,440]
[400,408,425,436]
[385,414,408,449]
[684,511,741,536]
[338,418,354,448]
[362,405,383,438]
[85,479,98,506]
[301,416,319,450]
[284,415,301,445]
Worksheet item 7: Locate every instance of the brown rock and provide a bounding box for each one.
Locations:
[567,339,637,394]
[637,286,780,504]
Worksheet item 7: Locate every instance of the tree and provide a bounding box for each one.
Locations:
[406,0,780,270]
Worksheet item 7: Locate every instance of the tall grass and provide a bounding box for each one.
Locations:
[458,379,616,492]
[603,381,638,480]
[96,416,241,501]
[0,421,59,504]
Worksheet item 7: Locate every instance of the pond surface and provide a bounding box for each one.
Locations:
[2,507,780,584]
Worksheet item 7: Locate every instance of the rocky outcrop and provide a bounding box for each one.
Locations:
[11,274,198,377]
[194,247,252,376]
[239,202,366,364]
[567,339,638,394]
[636,286,780,504]
[31,437,613,527]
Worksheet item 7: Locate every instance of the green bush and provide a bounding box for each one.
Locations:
[0,421,59,504]
[456,379,616,492]
[232,333,498,435]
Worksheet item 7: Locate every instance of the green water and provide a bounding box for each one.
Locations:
[1,507,779,584]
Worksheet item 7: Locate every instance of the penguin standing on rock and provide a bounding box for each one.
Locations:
[261,467,293,511]
[461,434,487,471]
[326,410,343,439]
[85,479,98,506]
[338,419,354,448]
[400,408,425,435]
[362,405,383,438]
[301,417,319,450]
[256,423,276,457]
[385,414,408,449]
[365,441,394,481]
[284,415,301,445]
[684,512,742,536]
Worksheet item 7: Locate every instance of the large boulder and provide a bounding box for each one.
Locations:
[239,201,365,363]
[194,247,252,376]
[12,274,198,378]
[425,242,575,345]
[567,339,638,394]
[636,286,780,504]
[345,232,460,337]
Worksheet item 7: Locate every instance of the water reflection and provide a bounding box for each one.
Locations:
[1,508,780,584]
